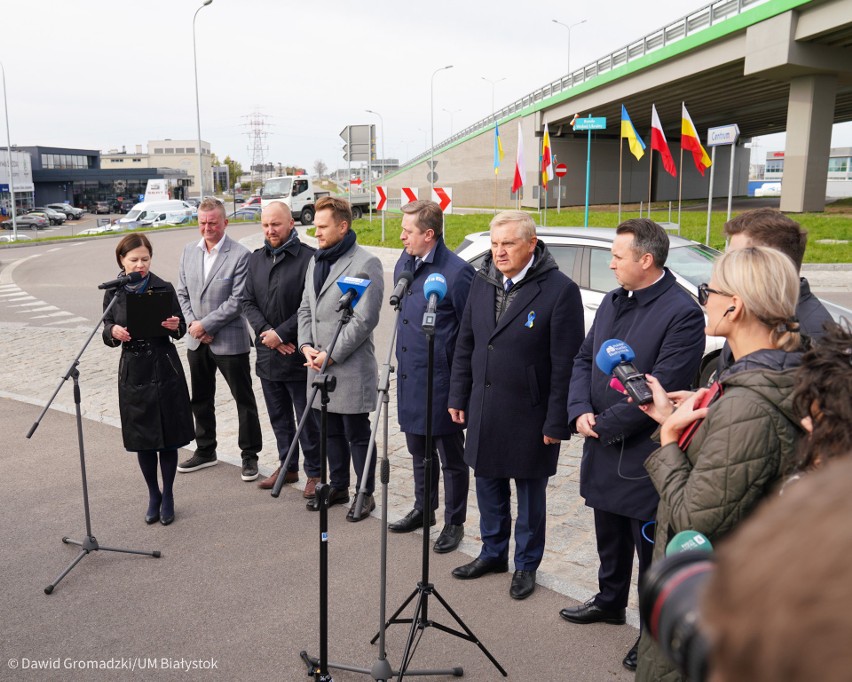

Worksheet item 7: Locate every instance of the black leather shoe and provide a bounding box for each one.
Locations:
[433,524,464,553]
[346,493,375,522]
[623,636,639,672]
[388,508,436,533]
[452,557,509,580]
[559,598,626,625]
[510,570,536,600]
[160,513,175,526]
[145,512,160,525]
[306,486,350,511]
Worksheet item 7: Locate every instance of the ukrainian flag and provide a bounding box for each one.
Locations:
[621,105,646,161]
[494,123,505,175]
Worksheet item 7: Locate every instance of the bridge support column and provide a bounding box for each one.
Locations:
[780,74,836,213]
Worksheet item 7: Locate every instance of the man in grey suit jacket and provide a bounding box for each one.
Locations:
[298,196,383,521]
[176,198,263,481]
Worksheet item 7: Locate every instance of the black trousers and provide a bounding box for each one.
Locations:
[187,346,262,460]
[317,411,376,494]
[404,431,468,525]
[260,377,320,477]
[592,508,654,619]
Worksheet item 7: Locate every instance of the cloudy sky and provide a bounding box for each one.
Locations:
[1,0,849,174]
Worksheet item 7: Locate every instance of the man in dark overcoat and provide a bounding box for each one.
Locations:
[448,210,584,600]
[561,218,706,672]
[390,199,474,554]
[242,201,321,496]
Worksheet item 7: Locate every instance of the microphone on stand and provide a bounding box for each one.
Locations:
[421,272,447,333]
[389,269,413,308]
[336,272,371,311]
[98,271,143,290]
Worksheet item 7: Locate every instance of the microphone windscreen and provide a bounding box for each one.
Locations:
[595,338,636,376]
[398,269,413,285]
[423,273,447,302]
[336,273,371,305]
[127,271,143,283]
[665,530,713,556]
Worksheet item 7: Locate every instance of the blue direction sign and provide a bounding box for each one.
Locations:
[574,116,607,131]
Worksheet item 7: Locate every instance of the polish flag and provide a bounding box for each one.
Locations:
[650,104,677,177]
[512,121,525,193]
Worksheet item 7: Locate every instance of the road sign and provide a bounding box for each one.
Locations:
[555,163,568,178]
[351,178,363,186]
[401,188,419,205]
[340,124,376,162]
[573,116,607,131]
[375,186,387,211]
[431,187,452,213]
[707,124,740,147]
[427,172,438,183]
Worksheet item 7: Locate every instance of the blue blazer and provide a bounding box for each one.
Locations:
[567,269,706,519]
[394,238,474,436]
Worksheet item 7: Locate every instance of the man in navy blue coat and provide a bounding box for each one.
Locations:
[390,200,474,554]
[561,219,706,672]
[448,211,584,600]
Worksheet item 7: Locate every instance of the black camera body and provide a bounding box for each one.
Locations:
[639,550,714,681]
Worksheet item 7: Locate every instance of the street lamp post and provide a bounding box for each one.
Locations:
[551,18,587,77]
[365,108,386,242]
[430,65,453,192]
[480,75,506,121]
[442,107,461,138]
[192,0,213,200]
[0,60,17,240]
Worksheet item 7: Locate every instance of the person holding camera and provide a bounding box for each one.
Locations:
[634,246,806,682]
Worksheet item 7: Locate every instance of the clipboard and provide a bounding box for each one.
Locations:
[126,292,172,338]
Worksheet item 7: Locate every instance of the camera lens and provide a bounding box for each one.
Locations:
[639,550,714,681]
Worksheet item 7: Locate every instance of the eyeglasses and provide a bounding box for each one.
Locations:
[698,283,732,307]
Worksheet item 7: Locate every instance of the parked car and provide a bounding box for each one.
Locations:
[46,203,84,219]
[0,233,33,242]
[233,196,246,204]
[754,182,782,197]
[94,201,112,214]
[242,196,262,208]
[78,225,112,235]
[228,207,262,221]
[2,214,49,230]
[29,207,66,225]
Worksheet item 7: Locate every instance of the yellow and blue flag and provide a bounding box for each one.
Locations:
[621,105,646,161]
[494,122,505,175]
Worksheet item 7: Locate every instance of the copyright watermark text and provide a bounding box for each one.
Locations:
[8,657,218,672]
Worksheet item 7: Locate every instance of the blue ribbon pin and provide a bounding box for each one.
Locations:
[525,311,536,328]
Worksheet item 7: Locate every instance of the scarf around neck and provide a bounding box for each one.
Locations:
[313,229,356,296]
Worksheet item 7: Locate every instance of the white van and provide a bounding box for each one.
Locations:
[151,210,193,227]
[118,200,193,225]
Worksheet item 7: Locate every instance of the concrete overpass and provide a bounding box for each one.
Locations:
[383,0,852,213]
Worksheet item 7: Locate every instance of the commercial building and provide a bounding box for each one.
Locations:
[758,147,852,198]
[2,146,190,210]
[102,139,212,196]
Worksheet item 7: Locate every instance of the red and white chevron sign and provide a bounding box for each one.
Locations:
[401,187,419,205]
[431,187,453,213]
[375,186,387,211]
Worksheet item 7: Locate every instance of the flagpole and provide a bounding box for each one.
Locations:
[647,147,654,220]
[677,146,684,231]
[618,135,624,224]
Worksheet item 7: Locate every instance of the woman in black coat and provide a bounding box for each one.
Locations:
[102,234,194,525]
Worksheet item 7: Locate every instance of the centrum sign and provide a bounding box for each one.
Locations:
[707,124,740,147]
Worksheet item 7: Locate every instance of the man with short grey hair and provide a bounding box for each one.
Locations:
[448,210,584,599]
[176,198,263,482]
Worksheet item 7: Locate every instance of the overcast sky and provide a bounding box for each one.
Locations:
[1,0,849,174]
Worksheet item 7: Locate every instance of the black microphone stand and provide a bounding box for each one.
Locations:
[295,297,357,682]
[301,281,460,681]
[28,289,160,595]
[376,303,506,680]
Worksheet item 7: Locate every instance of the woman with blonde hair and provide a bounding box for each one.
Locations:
[635,246,806,682]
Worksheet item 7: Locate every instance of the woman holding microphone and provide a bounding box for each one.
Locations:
[102,233,194,526]
[635,246,806,682]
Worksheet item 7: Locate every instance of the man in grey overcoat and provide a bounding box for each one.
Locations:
[298,196,384,521]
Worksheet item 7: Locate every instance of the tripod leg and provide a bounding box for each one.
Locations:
[45,549,88,594]
[370,587,419,644]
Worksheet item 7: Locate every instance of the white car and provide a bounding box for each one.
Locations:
[754,183,782,197]
[0,234,33,242]
[456,227,727,386]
